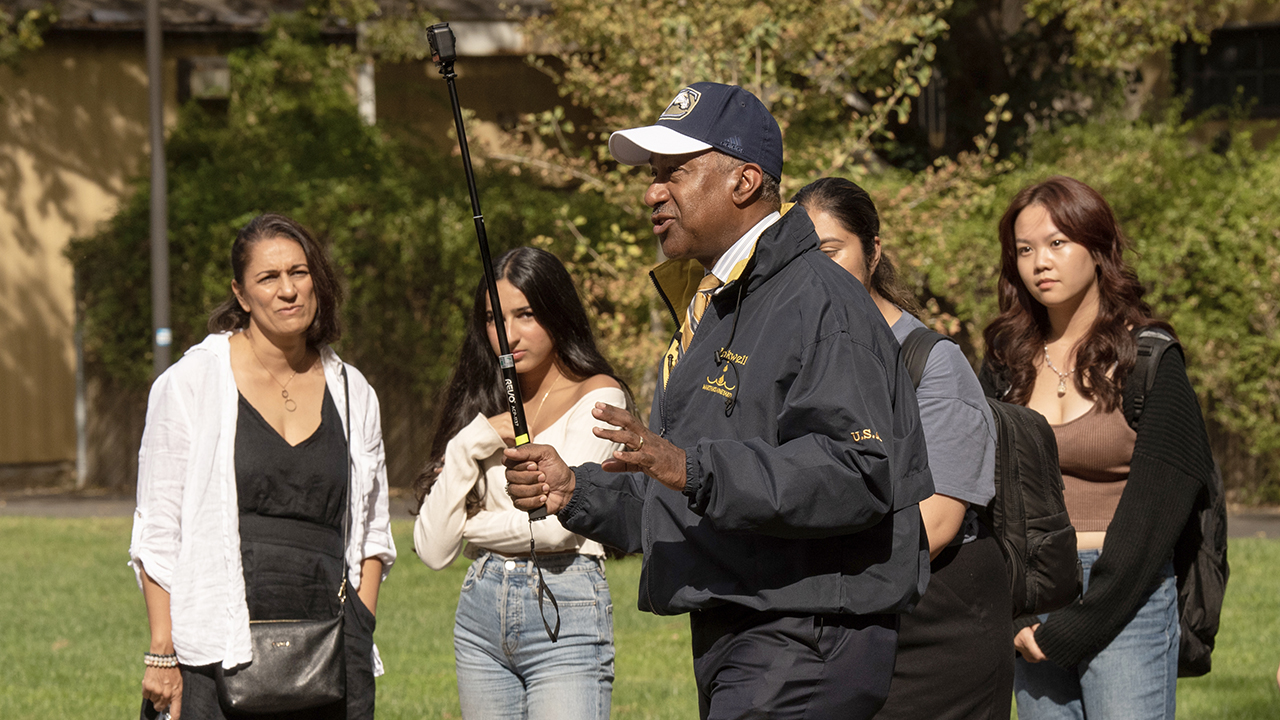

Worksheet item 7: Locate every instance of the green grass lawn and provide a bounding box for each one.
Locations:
[0,517,1275,718]
[0,518,696,719]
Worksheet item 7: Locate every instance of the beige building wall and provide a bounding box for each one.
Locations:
[0,32,191,469]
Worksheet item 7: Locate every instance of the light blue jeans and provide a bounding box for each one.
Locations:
[454,552,614,720]
[1014,549,1179,720]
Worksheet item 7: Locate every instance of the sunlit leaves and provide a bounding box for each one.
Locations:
[1024,0,1248,69]
[0,5,55,70]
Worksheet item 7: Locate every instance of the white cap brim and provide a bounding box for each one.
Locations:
[608,125,713,166]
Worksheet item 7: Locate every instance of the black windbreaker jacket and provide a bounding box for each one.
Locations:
[560,209,934,616]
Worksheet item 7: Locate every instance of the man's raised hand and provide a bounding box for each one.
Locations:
[592,403,688,491]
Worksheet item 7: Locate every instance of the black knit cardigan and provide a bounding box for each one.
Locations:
[980,343,1214,669]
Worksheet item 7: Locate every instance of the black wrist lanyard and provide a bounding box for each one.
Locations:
[529,528,561,643]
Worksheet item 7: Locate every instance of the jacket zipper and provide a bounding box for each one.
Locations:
[649,270,682,327]
[650,271,681,437]
[646,270,685,611]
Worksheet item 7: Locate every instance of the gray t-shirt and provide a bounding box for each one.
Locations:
[891,312,997,542]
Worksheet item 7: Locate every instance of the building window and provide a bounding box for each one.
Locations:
[1176,24,1280,118]
[178,57,231,112]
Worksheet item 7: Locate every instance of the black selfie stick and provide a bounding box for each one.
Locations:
[428,23,548,522]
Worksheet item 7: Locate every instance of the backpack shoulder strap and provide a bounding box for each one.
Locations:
[901,326,956,390]
[977,357,1012,400]
[1125,326,1180,429]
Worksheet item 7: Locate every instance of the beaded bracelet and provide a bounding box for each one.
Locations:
[144,652,179,668]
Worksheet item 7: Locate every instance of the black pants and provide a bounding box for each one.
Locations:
[690,605,899,720]
[874,529,1014,720]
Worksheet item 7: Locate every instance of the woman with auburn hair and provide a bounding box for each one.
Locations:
[981,176,1213,719]
[793,177,1011,720]
[413,247,629,720]
[132,213,395,719]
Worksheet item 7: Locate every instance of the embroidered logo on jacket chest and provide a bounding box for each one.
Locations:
[700,350,748,399]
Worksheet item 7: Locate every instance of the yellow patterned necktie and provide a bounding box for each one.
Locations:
[678,273,723,362]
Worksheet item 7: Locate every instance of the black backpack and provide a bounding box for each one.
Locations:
[902,327,1082,619]
[1124,326,1228,678]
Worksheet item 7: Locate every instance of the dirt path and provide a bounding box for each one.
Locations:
[3,490,1276,538]
[0,490,419,521]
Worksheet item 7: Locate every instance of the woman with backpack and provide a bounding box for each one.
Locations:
[981,175,1214,719]
[792,178,1012,720]
[412,247,629,720]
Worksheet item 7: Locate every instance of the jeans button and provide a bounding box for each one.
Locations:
[504,560,516,571]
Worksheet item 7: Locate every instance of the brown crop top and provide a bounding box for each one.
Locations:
[1051,403,1137,533]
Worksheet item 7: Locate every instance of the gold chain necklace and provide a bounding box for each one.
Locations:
[1043,344,1075,397]
[529,372,564,433]
[247,334,305,412]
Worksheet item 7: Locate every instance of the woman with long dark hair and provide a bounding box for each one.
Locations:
[793,177,1011,720]
[413,247,629,720]
[981,176,1212,719]
[132,213,395,719]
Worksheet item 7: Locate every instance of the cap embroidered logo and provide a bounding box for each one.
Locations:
[721,135,743,153]
[660,87,702,120]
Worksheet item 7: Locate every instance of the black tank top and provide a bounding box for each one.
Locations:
[235,385,347,526]
[234,385,348,620]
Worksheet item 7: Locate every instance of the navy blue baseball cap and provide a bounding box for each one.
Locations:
[609,82,784,181]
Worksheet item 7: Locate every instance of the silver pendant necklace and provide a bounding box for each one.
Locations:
[1043,344,1075,397]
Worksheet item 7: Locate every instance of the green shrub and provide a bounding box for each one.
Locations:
[69,9,1280,498]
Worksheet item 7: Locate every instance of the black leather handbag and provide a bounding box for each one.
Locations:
[215,607,346,711]
[215,367,353,713]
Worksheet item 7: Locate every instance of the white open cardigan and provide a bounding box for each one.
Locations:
[129,332,397,671]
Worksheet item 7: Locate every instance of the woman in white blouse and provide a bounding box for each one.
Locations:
[413,247,630,720]
[130,214,395,719]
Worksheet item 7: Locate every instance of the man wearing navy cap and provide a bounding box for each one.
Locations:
[507,82,934,719]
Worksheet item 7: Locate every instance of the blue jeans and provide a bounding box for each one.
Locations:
[454,552,614,720]
[1014,549,1179,720]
